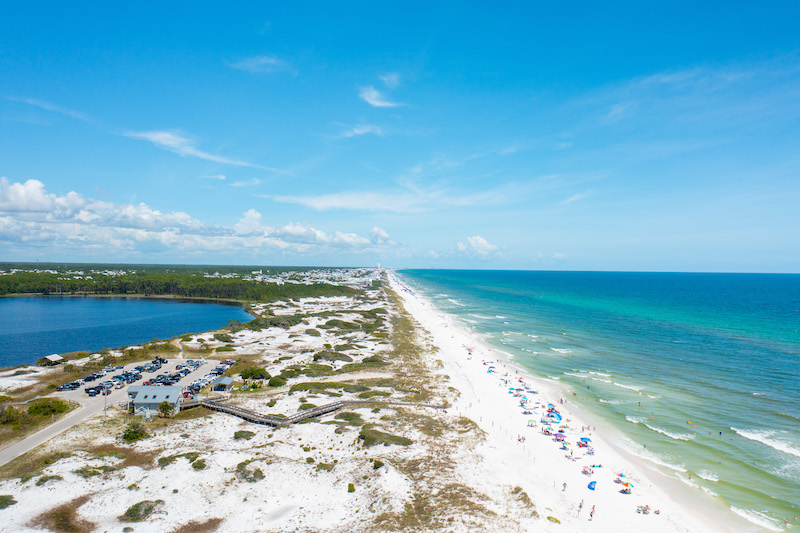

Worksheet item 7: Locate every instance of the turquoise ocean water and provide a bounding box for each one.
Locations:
[398,270,800,531]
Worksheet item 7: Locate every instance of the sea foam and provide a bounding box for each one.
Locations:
[730,507,782,532]
[732,428,800,458]
[644,423,695,441]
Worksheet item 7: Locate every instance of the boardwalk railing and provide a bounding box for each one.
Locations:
[180,396,441,427]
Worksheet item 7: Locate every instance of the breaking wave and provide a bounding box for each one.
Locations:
[730,507,782,532]
[644,423,695,441]
[732,428,800,458]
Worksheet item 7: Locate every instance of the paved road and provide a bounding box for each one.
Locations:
[0,355,211,468]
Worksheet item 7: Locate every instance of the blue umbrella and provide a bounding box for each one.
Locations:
[580,437,592,442]
[588,481,597,491]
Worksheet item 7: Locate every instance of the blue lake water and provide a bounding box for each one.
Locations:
[398,270,800,532]
[0,296,252,367]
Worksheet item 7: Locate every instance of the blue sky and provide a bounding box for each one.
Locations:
[1,2,799,272]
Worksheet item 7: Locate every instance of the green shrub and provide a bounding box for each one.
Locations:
[36,475,62,486]
[268,376,287,387]
[306,457,315,464]
[0,495,17,509]
[120,500,164,522]
[192,459,206,470]
[213,333,233,343]
[306,329,321,337]
[348,483,355,492]
[299,403,317,410]
[234,430,255,440]
[121,422,149,443]
[241,367,270,380]
[373,460,384,469]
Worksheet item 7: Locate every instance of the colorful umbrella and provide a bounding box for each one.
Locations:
[588,481,597,490]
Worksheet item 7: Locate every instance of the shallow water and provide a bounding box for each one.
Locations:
[399,270,800,531]
[0,296,252,366]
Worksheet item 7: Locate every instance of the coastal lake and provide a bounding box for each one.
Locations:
[0,296,252,367]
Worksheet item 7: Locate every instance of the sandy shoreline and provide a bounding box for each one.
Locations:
[389,272,750,532]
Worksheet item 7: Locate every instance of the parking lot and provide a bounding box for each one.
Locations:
[54,355,218,406]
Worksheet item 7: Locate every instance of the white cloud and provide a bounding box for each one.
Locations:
[200,174,226,180]
[234,208,263,235]
[0,178,394,258]
[379,72,400,88]
[457,235,499,258]
[370,226,390,244]
[228,55,293,74]
[338,124,383,138]
[359,86,402,108]
[125,130,256,168]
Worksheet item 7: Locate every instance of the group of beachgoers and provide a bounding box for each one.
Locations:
[469,345,662,519]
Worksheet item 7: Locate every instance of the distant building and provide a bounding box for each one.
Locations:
[211,376,234,392]
[127,386,182,416]
[43,354,64,366]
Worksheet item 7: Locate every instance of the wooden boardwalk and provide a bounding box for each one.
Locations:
[181,396,441,427]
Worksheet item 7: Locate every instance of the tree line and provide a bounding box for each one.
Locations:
[0,272,357,302]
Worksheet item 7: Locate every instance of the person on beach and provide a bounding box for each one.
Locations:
[589,505,595,520]
[578,500,583,516]
[562,482,567,491]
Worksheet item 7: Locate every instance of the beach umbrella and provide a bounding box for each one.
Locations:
[554,432,566,438]
[622,482,634,488]
[616,473,626,478]
[580,437,591,442]
[588,481,597,490]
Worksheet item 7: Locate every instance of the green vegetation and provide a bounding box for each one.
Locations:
[234,430,255,440]
[0,398,73,434]
[332,412,364,426]
[358,390,390,399]
[120,422,149,443]
[120,500,165,522]
[348,483,355,492]
[36,474,62,486]
[236,460,265,482]
[372,459,384,469]
[157,401,175,418]
[73,465,114,478]
[157,452,200,468]
[268,376,287,387]
[240,367,270,380]
[0,495,17,509]
[299,403,317,410]
[192,459,206,470]
[359,425,413,447]
[32,495,95,533]
[313,351,353,363]
[213,333,233,343]
[0,268,357,302]
[305,328,321,337]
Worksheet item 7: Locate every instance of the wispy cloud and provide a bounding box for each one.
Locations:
[6,96,94,124]
[359,86,402,108]
[228,55,294,74]
[229,178,262,187]
[200,174,226,180]
[560,191,592,204]
[124,130,257,168]
[379,72,400,88]
[337,124,384,138]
